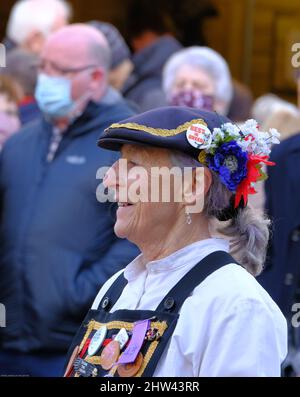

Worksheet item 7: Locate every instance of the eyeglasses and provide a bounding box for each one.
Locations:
[37,59,98,76]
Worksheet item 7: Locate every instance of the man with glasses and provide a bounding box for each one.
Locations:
[0,24,139,377]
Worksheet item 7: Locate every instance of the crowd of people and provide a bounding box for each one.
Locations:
[0,0,299,377]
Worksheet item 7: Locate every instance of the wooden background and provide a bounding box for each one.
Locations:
[206,0,300,102]
[1,0,300,102]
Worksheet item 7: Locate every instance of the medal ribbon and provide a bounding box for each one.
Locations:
[117,319,149,365]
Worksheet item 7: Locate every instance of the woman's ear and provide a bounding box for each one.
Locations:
[203,167,212,196]
[183,167,212,214]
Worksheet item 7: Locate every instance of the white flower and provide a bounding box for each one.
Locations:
[255,141,271,156]
[269,128,281,145]
[258,131,269,141]
[212,127,224,140]
[222,123,240,137]
[243,119,259,130]
[237,139,252,152]
[205,118,280,158]
[241,119,259,138]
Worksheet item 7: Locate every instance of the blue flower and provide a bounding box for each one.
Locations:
[208,141,248,191]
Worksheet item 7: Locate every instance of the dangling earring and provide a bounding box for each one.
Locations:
[186,212,192,225]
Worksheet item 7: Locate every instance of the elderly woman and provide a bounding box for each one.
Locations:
[65,107,287,377]
[162,46,233,116]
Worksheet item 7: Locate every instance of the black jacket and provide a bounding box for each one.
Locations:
[122,36,182,112]
[258,133,300,318]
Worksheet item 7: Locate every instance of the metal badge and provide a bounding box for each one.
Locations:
[186,123,212,149]
[145,327,161,342]
[73,357,98,377]
[114,328,129,350]
[88,326,108,356]
[100,340,121,370]
[117,352,143,377]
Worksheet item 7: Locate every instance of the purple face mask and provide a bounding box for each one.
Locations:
[169,89,214,112]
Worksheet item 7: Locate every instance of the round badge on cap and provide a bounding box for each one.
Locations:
[186,123,212,149]
[88,326,108,356]
[100,340,120,370]
[117,352,143,377]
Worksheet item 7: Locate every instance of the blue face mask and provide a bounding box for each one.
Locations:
[35,73,76,119]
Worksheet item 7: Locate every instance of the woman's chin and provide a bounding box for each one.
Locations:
[114,222,130,239]
[114,205,136,239]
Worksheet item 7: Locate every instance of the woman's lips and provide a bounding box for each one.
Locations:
[117,202,133,207]
[116,202,135,217]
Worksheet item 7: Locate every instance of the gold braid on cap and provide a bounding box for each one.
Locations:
[198,150,208,165]
[105,119,208,137]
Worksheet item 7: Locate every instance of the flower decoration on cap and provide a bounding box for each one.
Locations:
[194,119,280,208]
[208,141,248,193]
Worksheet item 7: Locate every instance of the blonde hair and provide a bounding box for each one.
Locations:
[0,75,22,103]
[252,93,299,125]
[262,109,300,141]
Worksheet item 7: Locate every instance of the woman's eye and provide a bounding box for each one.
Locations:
[129,160,138,167]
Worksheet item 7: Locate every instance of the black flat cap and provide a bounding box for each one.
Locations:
[97,106,231,161]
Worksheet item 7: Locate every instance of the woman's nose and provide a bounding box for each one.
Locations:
[183,82,195,91]
[103,162,118,189]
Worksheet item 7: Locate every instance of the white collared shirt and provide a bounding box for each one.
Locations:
[92,238,287,377]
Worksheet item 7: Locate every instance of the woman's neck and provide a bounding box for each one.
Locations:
[139,215,211,262]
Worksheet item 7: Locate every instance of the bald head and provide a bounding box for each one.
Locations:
[43,24,111,71]
[38,24,112,106]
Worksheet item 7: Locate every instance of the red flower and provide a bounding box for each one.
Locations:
[234,155,275,208]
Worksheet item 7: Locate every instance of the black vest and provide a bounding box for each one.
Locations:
[64,251,238,377]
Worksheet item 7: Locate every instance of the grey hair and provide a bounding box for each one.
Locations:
[162,46,233,114]
[88,39,111,71]
[170,150,270,276]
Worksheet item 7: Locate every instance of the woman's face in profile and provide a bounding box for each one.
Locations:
[103,144,184,247]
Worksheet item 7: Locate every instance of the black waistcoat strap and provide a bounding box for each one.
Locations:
[99,250,238,314]
[98,271,128,312]
[156,250,238,313]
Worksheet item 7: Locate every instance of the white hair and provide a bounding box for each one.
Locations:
[6,0,72,45]
[162,46,233,113]
[170,150,270,277]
